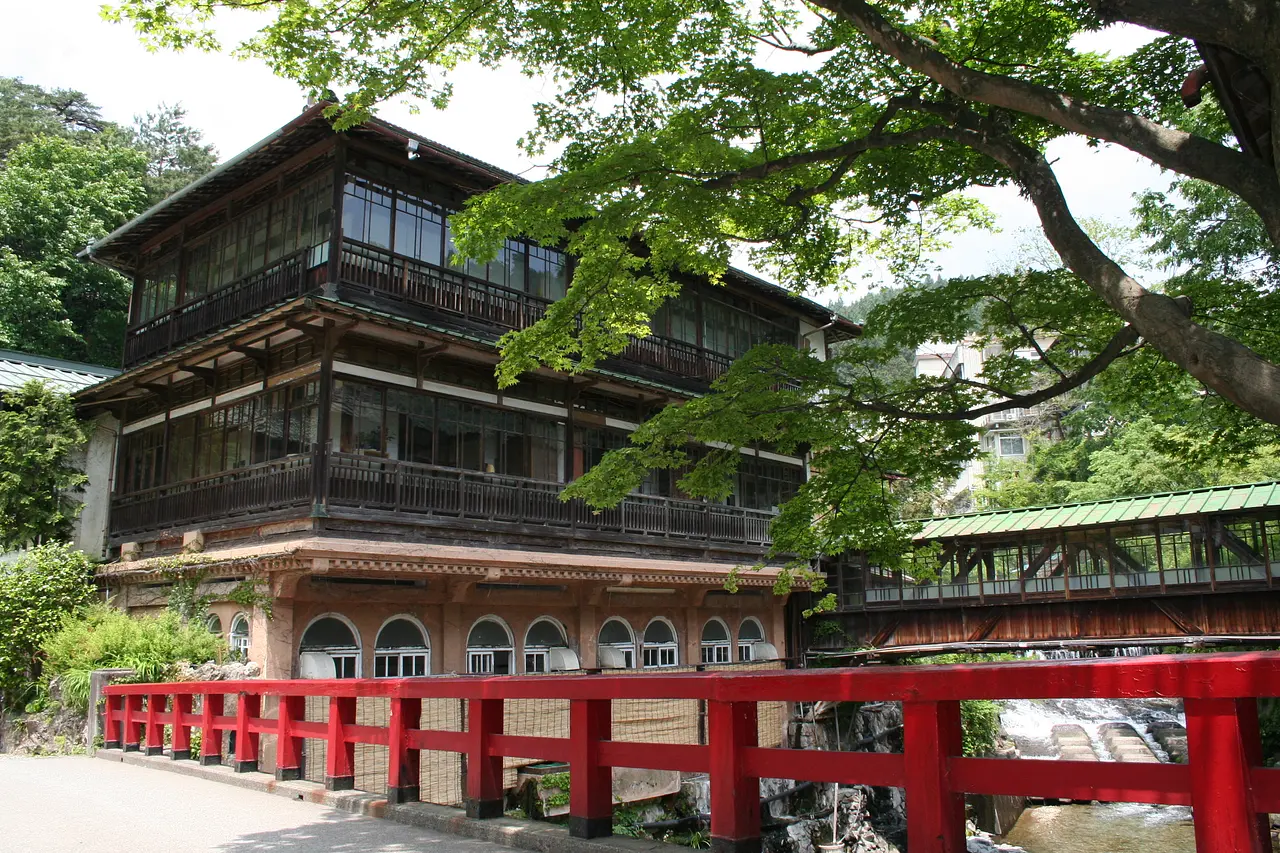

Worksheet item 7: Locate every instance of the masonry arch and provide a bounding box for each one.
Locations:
[299,613,361,678]
[467,616,514,675]
[597,618,635,669]
[700,617,731,664]
[374,615,430,677]
[523,617,569,673]
[642,617,679,669]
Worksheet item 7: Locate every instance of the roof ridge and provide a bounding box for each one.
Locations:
[915,478,1280,523]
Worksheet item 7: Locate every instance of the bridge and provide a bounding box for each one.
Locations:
[814,481,1280,651]
[103,653,1280,853]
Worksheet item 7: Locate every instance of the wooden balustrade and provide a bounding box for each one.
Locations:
[102,652,1280,852]
[339,239,741,384]
[109,454,315,536]
[325,452,775,547]
[123,249,318,367]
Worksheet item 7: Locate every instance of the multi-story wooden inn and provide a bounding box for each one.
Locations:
[79,103,857,689]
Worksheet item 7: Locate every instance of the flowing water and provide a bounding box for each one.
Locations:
[996,694,1192,852]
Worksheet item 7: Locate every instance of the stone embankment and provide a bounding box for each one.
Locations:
[1097,723,1161,763]
[1147,721,1189,763]
[1049,724,1098,761]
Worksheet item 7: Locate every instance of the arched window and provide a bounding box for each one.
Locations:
[597,618,635,669]
[523,618,568,673]
[700,619,731,664]
[300,615,361,678]
[738,618,765,661]
[642,619,679,669]
[375,617,430,678]
[467,617,513,675]
[229,613,250,659]
[205,613,223,636]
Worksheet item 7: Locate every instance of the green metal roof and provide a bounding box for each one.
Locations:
[915,480,1280,540]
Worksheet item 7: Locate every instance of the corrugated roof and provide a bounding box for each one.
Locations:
[916,481,1280,540]
[0,350,119,393]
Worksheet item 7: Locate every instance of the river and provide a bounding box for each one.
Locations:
[996,696,1193,852]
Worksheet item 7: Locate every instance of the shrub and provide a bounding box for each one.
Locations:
[0,543,96,707]
[41,603,226,711]
[960,699,1001,757]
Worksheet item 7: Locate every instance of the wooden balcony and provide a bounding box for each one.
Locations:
[123,249,322,367]
[339,240,736,384]
[109,451,776,548]
[110,454,316,537]
[328,452,775,546]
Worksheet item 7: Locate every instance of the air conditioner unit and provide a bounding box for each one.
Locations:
[548,647,580,672]
[299,652,336,679]
[750,642,780,661]
[597,647,629,669]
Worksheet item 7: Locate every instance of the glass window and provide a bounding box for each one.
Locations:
[343,178,393,249]
[597,619,635,669]
[738,618,765,661]
[333,381,385,455]
[998,435,1026,457]
[528,246,568,300]
[229,614,250,659]
[205,614,223,635]
[642,619,678,669]
[300,616,361,678]
[700,620,730,664]
[374,618,430,678]
[467,618,513,675]
[523,618,568,673]
[394,195,445,265]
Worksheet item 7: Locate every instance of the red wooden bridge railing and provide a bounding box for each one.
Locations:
[103,653,1280,853]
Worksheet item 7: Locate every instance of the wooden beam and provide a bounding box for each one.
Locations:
[228,343,269,369]
[179,363,217,384]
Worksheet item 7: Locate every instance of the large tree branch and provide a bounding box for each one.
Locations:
[945,125,1280,426]
[850,323,1141,421]
[1088,0,1276,68]
[810,0,1280,244]
[700,125,952,189]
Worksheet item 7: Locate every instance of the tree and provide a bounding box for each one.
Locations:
[0,136,148,366]
[0,381,91,551]
[130,103,218,204]
[0,78,106,162]
[106,0,1280,573]
[0,544,97,708]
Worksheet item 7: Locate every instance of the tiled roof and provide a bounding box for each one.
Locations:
[0,350,119,393]
[916,480,1280,539]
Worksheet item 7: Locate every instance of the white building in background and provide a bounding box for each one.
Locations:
[0,350,120,559]
[915,337,1052,510]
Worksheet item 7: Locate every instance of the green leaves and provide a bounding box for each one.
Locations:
[0,544,97,707]
[0,381,90,552]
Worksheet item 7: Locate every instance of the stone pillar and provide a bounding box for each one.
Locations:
[442,596,467,674]
[578,605,599,669]
[249,572,303,680]
[684,605,701,667]
[771,598,788,659]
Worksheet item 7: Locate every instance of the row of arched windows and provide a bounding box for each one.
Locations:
[206,613,251,658]
[289,614,769,678]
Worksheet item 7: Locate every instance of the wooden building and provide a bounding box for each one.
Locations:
[815,481,1280,652]
[78,103,858,686]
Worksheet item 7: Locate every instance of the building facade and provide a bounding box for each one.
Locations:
[915,337,1058,510]
[79,104,858,686]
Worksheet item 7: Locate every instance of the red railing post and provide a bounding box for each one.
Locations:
[200,693,224,765]
[102,693,123,750]
[123,694,143,752]
[275,695,306,781]
[903,700,965,853]
[465,697,504,819]
[325,695,357,791]
[568,698,613,839]
[387,697,423,804]
[170,694,193,760]
[708,699,759,853]
[144,692,164,755]
[234,692,261,773]
[1185,697,1268,853]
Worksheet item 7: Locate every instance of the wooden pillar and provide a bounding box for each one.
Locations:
[708,700,760,853]
[903,700,965,853]
[568,698,613,838]
[1185,697,1267,853]
[276,694,307,781]
[234,692,262,772]
[312,319,338,518]
[170,694,194,760]
[387,697,423,804]
[325,695,357,790]
[144,692,165,756]
[325,138,346,298]
[465,698,504,819]
[200,693,224,765]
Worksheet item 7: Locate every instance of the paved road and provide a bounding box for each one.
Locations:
[0,755,509,852]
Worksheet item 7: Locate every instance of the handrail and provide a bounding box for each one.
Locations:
[326,451,777,546]
[338,239,741,383]
[103,652,1280,852]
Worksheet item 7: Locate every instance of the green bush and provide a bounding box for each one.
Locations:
[0,543,96,707]
[960,699,1001,757]
[41,603,226,711]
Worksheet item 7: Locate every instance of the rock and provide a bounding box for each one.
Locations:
[175,660,261,681]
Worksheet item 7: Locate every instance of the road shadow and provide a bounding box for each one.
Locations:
[214,809,500,853]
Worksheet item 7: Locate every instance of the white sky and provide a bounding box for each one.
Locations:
[0,0,1172,301]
